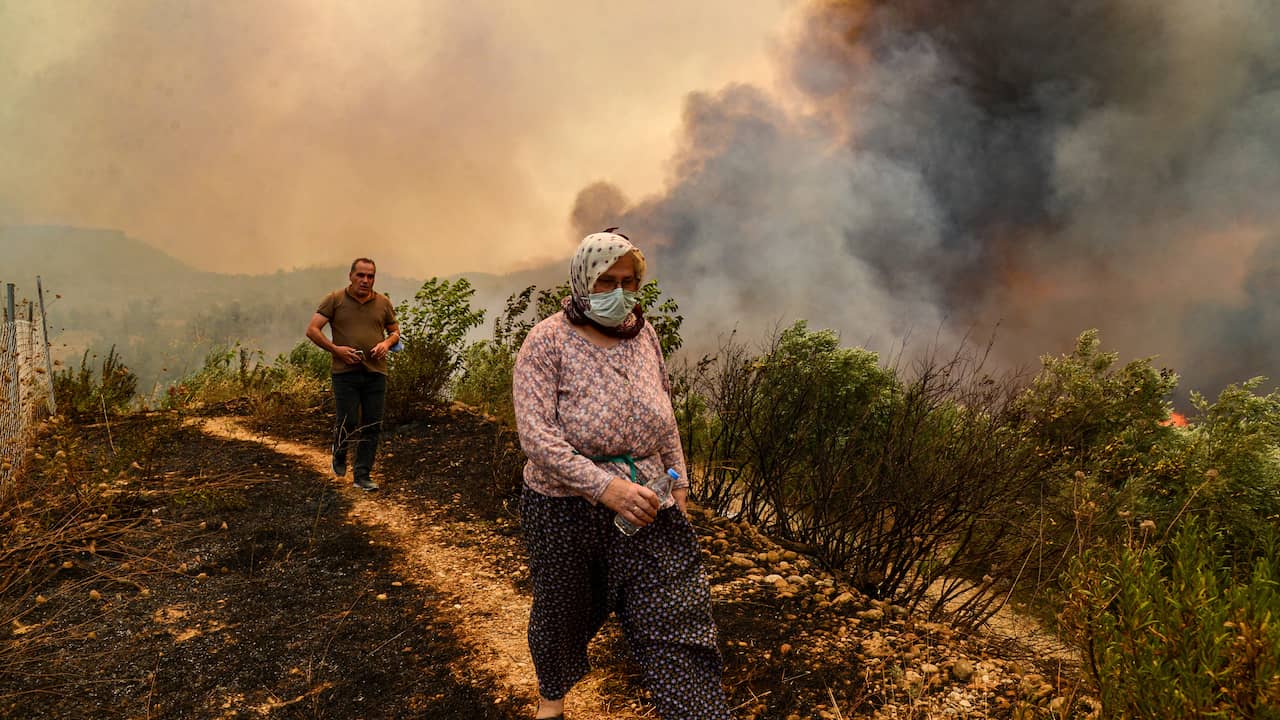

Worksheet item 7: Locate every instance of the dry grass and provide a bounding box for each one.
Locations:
[0,413,272,700]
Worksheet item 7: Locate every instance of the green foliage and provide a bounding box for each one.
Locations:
[636,280,684,358]
[1129,380,1280,570]
[453,286,537,424]
[681,322,1040,624]
[165,345,273,408]
[982,330,1182,603]
[278,340,332,382]
[534,282,571,324]
[1015,329,1179,489]
[1002,330,1280,606]
[163,343,328,417]
[1061,521,1280,718]
[387,277,486,419]
[52,345,137,416]
[394,278,487,354]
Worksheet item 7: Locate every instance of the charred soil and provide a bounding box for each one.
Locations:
[1,404,1083,719]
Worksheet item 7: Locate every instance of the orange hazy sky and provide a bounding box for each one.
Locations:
[0,1,792,277]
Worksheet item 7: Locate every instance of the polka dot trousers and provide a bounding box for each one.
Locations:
[520,487,731,719]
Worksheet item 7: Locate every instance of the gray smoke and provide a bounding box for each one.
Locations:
[573,0,1280,394]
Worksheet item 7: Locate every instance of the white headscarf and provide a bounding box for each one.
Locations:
[568,230,646,302]
[561,229,648,337]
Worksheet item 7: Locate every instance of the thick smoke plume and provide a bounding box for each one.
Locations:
[575,0,1280,394]
[0,1,783,277]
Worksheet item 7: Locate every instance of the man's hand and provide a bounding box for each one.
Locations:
[335,346,364,365]
[369,340,392,360]
[600,477,661,528]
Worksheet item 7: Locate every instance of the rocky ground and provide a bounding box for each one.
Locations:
[0,403,1094,719]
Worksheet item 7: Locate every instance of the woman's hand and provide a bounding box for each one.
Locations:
[600,477,661,528]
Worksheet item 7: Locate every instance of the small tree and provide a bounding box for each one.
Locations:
[454,286,538,424]
[636,280,684,358]
[1002,329,1182,599]
[387,278,485,420]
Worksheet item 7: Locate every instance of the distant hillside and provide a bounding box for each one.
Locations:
[0,225,424,312]
[1,225,563,396]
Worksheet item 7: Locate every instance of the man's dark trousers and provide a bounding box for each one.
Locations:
[331,370,387,482]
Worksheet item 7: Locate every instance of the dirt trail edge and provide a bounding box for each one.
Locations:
[198,417,644,720]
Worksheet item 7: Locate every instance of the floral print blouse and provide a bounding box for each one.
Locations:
[513,312,689,505]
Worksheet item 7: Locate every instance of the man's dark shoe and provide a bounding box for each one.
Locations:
[332,455,346,479]
[353,476,379,492]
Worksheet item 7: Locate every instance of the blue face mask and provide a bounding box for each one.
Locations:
[586,287,639,327]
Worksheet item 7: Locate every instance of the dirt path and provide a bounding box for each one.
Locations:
[198,417,644,720]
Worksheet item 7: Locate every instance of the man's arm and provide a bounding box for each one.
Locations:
[307,313,362,365]
[370,322,400,360]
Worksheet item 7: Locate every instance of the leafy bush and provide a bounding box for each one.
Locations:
[1151,381,1280,569]
[680,322,1038,625]
[163,343,328,418]
[386,278,485,421]
[279,340,332,382]
[1013,329,1178,491]
[1003,331,1280,603]
[636,280,684,358]
[454,286,540,425]
[164,345,273,409]
[1060,521,1280,718]
[52,346,137,416]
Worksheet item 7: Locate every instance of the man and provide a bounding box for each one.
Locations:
[306,258,400,491]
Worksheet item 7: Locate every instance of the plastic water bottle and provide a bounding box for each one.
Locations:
[614,468,680,536]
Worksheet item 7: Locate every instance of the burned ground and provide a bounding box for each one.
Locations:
[1,405,1081,719]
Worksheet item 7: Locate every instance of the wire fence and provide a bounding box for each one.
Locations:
[2,280,56,487]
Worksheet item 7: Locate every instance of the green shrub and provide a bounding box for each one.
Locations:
[1119,380,1280,573]
[164,345,273,409]
[454,285,539,422]
[278,339,332,382]
[1014,329,1179,490]
[682,322,1040,624]
[52,345,137,416]
[163,343,329,418]
[386,277,485,420]
[452,286,535,417]
[636,280,684,358]
[1004,332,1280,604]
[1061,521,1280,718]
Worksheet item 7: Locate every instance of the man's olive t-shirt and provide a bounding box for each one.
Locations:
[317,288,397,375]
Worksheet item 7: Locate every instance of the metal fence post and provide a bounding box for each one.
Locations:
[37,276,57,415]
[5,283,19,432]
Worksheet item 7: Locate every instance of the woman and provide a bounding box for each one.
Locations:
[513,230,731,720]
